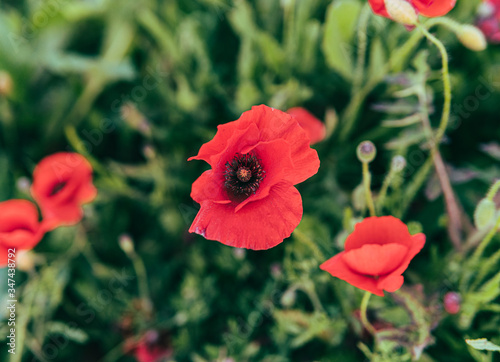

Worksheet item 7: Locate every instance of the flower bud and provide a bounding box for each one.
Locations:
[474,198,496,230]
[407,221,423,235]
[0,71,13,96]
[16,250,35,271]
[142,144,156,159]
[391,155,406,172]
[121,103,152,136]
[384,0,418,26]
[352,183,366,211]
[119,233,135,255]
[443,292,461,314]
[270,262,283,279]
[16,177,31,193]
[233,247,246,260]
[457,25,487,52]
[356,141,377,163]
[281,288,296,307]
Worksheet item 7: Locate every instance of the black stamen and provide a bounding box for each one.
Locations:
[224,153,265,197]
[49,181,67,196]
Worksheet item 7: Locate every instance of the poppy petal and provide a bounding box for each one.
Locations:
[246,105,320,185]
[0,200,44,263]
[320,252,385,296]
[0,199,39,233]
[344,216,414,251]
[31,152,97,228]
[377,233,426,290]
[234,139,294,212]
[287,107,326,145]
[377,275,405,292]
[191,170,231,205]
[412,0,456,17]
[189,181,302,250]
[368,0,390,17]
[188,122,260,168]
[342,243,409,276]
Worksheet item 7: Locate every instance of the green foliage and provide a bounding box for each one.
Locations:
[0,0,499,361]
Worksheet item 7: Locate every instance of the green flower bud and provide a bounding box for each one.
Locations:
[458,25,487,52]
[281,288,296,307]
[407,221,423,235]
[474,198,496,230]
[357,141,377,163]
[352,183,366,211]
[391,155,407,172]
[119,234,135,255]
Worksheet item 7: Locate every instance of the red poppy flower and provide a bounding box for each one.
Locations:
[31,152,97,230]
[286,107,326,145]
[0,199,45,266]
[369,0,456,20]
[477,0,500,43]
[189,105,320,250]
[320,216,425,297]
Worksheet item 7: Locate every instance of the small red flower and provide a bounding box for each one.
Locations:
[0,199,45,266]
[477,0,500,43]
[368,0,456,19]
[132,330,173,362]
[189,105,320,250]
[320,216,425,297]
[286,107,326,145]
[31,152,97,230]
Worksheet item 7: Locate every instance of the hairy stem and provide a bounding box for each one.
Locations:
[362,162,376,217]
[360,291,376,336]
[416,24,464,250]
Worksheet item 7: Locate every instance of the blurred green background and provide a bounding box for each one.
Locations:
[1,0,500,361]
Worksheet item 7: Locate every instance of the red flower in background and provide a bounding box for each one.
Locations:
[320,216,425,296]
[0,199,45,266]
[477,0,500,43]
[129,330,173,362]
[31,152,97,230]
[286,107,326,145]
[369,0,456,20]
[189,105,320,250]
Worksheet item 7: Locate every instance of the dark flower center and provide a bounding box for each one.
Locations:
[49,181,67,196]
[224,153,265,196]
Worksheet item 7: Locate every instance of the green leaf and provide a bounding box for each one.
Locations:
[46,322,89,344]
[322,0,362,80]
[368,37,386,83]
[466,338,500,352]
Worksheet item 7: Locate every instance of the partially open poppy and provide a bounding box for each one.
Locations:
[369,0,456,21]
[286,107,326,145]
[320,216,425,296]
[0,199,45,266]
[189,105,320,250]
[31,152,97,230]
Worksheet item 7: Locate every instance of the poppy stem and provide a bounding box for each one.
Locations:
[131,253,153,316]
[376,166,396,214]
[352,4,371,97]
[486,180,500,201]
[417,24,465,251]
[470,214,500,268]
[360,291,376,336]
[416,25,451,145]
[362,162,376,217]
